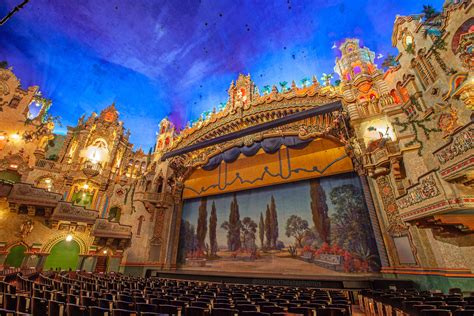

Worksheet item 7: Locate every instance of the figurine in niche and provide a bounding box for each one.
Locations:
[19,219,34,239]
[366,126,392,152]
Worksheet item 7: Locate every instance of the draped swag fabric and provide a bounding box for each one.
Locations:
[203,136,313,171]
[183,137,353,199]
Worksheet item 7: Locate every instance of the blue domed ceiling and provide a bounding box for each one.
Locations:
[0,0,443,148]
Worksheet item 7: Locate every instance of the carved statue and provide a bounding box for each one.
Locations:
[19,219,34,239]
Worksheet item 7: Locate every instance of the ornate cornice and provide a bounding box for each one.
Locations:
[169,83,341,153]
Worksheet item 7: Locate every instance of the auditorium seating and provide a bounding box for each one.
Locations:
[359,288,474,316]
[0,271,473,315]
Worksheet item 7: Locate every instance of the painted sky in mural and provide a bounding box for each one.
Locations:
[0,0,444,148]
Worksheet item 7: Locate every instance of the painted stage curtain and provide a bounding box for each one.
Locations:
[203,136,312,171]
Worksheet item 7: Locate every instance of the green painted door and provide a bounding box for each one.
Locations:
[44,240,80,271]
[5,245,26,268]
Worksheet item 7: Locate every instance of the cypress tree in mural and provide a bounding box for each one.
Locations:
[196,197,208,251]
[310,178,330,243]
[221,194,241,251]
[258,212,265,249]
[209,201,218,256]
[241,217,257,251]
[270,195,279,248]
[264,204,272,249]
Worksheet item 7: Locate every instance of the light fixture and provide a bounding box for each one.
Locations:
[65,234,73,242]
[0,135,6,141]
[103,250,108,254]
[83,183,89,190]
[10,133,20,141]
[9,164,18,169]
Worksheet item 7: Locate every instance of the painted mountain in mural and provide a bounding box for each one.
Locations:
[177,172,381,276]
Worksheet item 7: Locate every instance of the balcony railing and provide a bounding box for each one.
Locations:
[35,159,58,170]
[50,202,98,224]
[142,192,175,206]
[82,161,102,177]
[433,123,473,185]
[91,219,132,239]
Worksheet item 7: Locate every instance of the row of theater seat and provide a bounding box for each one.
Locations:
[359,288,474,316]
[1,272,353,315]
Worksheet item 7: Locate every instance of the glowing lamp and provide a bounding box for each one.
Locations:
[0,135,6,141]
[83,146,108,164]
[9,164,18,169]
[65,234,73,242]
[103,250,108,254]
[10,133,20,141]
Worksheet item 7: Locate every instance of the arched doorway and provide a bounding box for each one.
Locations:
[5,245,27,268]
[94,248,112,273]
[44,240,80,271]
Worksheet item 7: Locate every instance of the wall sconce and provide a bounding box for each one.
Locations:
[10,133,21,141]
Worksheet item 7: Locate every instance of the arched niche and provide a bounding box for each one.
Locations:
[5,244,27,268]
[108,206,121,222]
[44,240,80,271]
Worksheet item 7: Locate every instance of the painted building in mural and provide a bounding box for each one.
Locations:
[0,1,472,290]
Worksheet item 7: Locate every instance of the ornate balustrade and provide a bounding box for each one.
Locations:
[142,192,175,206]
[8,183,62,214]
[82,160,102,177]
[35,159,59,171]
[91,219,132,239]
[397,170,474,221]
[91,219,132,250]
[363,141,402,178]
[50,202,98,225]
[433,123,473,186]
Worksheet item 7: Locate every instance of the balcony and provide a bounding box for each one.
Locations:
[8,183,62,209]
[142,192,175,207]
[397,171,474,221]
[91,219,132,250]
[82,160,102,178]
[433,123,473,186]
[91,219,132,239]
[50,202,98,225]
[363,141,402,178]
[35,159,59,171]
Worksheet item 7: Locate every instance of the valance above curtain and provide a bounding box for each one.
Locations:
[202,136,312,171]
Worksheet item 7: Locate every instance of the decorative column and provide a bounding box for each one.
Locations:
[107,254,122,272]
[76,255,88,271]
[21,253,40,269]
[81,256,97,272]
[0,250,8,269]
[27,206,36,216]
[35,253,49,272]
[150,205,166,264]
[359,175,389,267]
[167,183,185,270]
[374,175,418,267]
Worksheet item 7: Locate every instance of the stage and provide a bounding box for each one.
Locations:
[152,269,416,290]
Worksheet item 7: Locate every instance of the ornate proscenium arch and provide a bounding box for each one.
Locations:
[41,232,89,255]
[162,100,343,162]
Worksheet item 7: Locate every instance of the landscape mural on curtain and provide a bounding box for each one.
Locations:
[177,172,381,276]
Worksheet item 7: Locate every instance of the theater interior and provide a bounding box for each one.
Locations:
[0,0,473,315]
